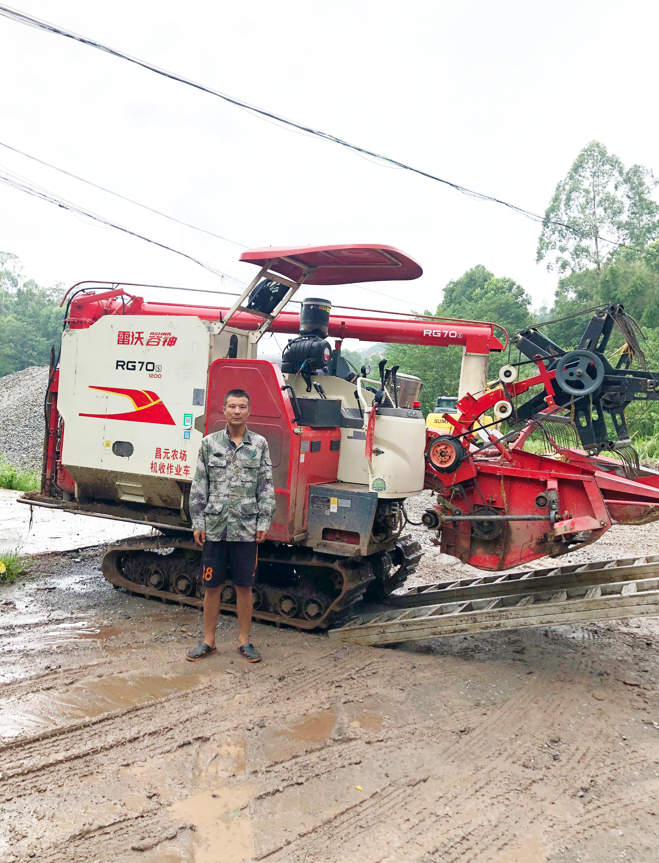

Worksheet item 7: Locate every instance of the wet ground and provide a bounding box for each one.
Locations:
[3,525,659,862]
[0,488,147,554]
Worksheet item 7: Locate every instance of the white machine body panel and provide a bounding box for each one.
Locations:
[58,316,213,501]
[366,410,426,498]
[286,373,425,498]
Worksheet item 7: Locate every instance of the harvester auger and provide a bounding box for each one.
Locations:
[18,245,659,643]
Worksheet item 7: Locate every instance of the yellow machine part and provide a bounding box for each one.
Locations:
[426,412,495,434]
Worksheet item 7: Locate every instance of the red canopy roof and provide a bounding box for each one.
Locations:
[239,244,422,286]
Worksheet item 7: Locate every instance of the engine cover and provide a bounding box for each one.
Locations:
[281,335,332,374]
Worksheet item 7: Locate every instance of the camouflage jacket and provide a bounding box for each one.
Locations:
[189,427,276,542]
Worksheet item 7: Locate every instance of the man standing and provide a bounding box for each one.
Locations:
[186,388,275,663]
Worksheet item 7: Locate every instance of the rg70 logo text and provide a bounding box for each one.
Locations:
[116,360,162,372]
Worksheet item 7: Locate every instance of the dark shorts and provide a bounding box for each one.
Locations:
[200,540,258,588]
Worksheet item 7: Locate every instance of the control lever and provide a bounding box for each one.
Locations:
[378,358,387,389]
[354,390,363,419]
[281,384,301,423]
[372,359,389,408]
[299,360,313,392]
[391,365,399,408]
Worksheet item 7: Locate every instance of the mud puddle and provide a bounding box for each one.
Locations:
[3,618,125,654]
[349,710,384,731]
[43,619,122,642]
[169,782,258,863]
[0,666,208,738]
[249,708,337,770]
[28,570,112,594]
[121,735,248,794]
[278,709,337,742]
[250,703,389,776]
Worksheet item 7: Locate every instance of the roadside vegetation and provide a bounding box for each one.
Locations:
[0,252,64,378]
[634,435,659,465]
[0,454,40,491]
[0,548,32,583]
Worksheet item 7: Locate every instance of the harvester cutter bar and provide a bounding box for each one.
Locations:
[328,555,659,645]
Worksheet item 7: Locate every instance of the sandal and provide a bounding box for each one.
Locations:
[238,643,262,663]
[186,642,217,662]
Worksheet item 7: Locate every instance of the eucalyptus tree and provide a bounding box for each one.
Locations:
[536,141,659,274]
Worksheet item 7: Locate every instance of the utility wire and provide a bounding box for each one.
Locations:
[334,283,427,311]
[0,3,656,262]
[0,165,246,286]
[0,143,429,309]
[0,158,429,310]
[0,151,430,309]
[0,139,247,248]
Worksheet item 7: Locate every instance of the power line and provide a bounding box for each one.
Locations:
[0,144,430,310]
[349,284,427,311]
[0,3,655,261]
[0,153,428,309]
[0,164,246,285]
[0,151,429,309]
[0,139,247,249]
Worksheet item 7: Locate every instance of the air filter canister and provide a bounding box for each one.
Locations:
[300,298,331,338]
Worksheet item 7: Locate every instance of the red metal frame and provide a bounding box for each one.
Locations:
[422,346,659,570]
[205,359,340,542]
[238,244,423,285]
[61,289,506,353]
[42,369,60,497]
[426,447,612,570]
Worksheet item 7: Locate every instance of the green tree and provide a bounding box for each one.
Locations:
[542,241,659,348]
[0,252,20,303]
[340,348,365,373]
[0,253,64,377]
[537,141,659,275]
[598,242,659,328]
[386,339,462,416]
[439,266,531,337]
[386,266,532,414]
[543,268,601,347]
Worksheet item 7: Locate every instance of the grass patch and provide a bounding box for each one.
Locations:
[0,548,32,584]
[0,453,40,492]
[518,430,659,466]
[635,435,659,465]
[519,435,548,455]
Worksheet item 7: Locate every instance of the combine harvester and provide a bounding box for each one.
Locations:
[19,244,659,645]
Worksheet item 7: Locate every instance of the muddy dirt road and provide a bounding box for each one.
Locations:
[3,525,659,863]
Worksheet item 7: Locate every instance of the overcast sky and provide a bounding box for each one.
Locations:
[0,0,657,322]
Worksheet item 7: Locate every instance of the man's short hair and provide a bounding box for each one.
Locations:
[224,388,250,406]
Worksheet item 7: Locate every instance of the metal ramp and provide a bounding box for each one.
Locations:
[328,555,659,646]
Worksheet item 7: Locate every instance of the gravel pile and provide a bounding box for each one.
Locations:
[0,366,49,469]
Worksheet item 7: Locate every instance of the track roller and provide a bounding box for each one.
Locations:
[101,534,420,630]
[277,594,299,617]
[221,584,236,604]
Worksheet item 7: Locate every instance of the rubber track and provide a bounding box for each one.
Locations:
[101,535,376,630]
